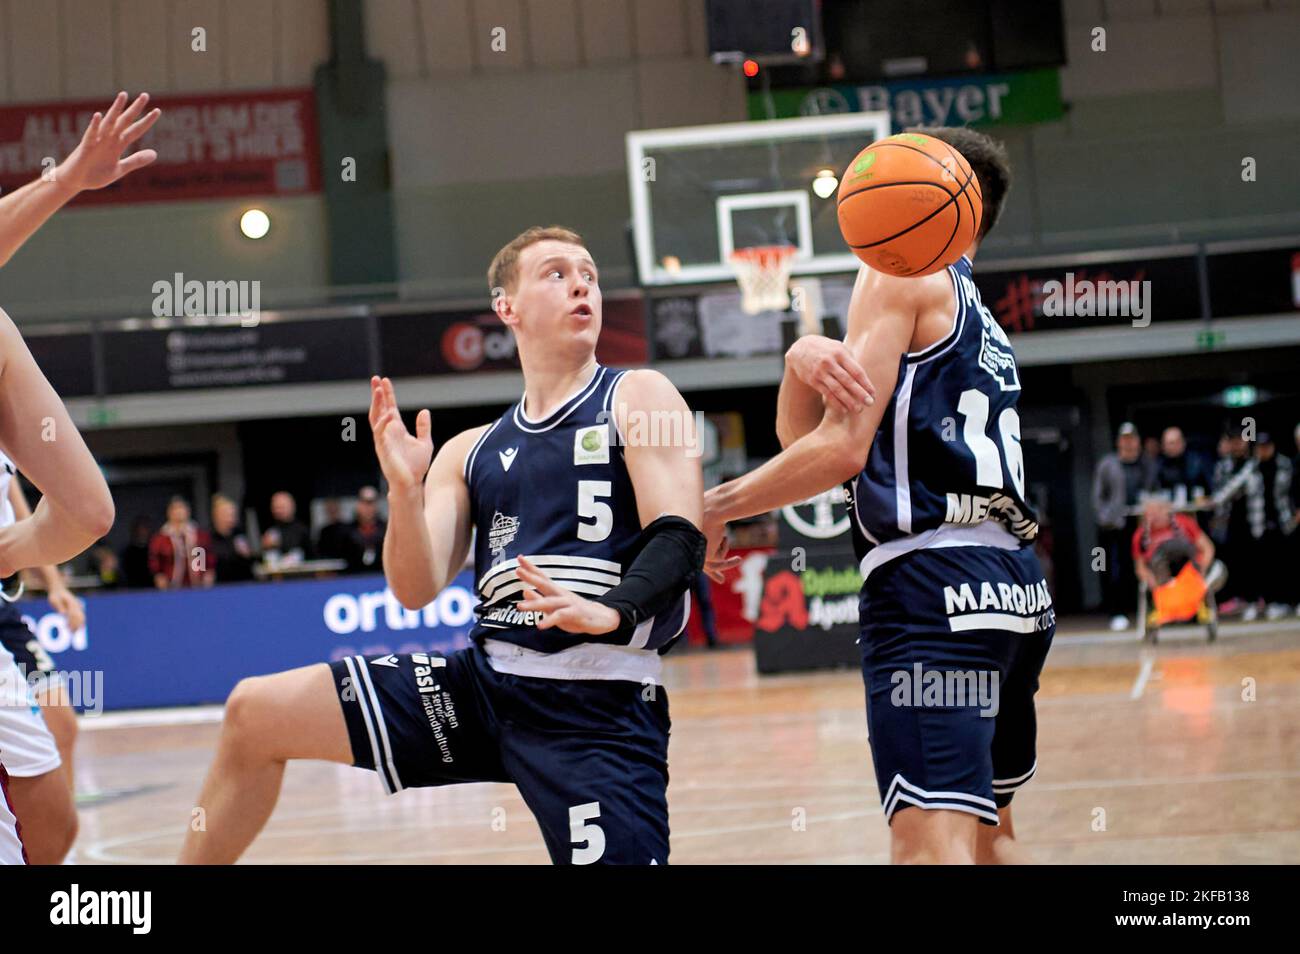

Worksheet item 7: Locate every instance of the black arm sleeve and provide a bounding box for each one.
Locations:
[592,514,706,640]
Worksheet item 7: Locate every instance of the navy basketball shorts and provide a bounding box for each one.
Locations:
[0,614,57,690]
[328,644,671,864]
[859,544,1055,826]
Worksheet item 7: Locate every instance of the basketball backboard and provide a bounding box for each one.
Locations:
[626,112,892,286]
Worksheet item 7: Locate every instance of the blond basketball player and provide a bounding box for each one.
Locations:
[180,227,706,864]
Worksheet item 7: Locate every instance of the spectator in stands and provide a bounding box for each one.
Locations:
[149,496,214,589]
[315,498,353,564]
[261,490,312,564]
[346,486,386,574]
[1153,426,1212,505]
[88,539,122,589]
[120,515,155,589]
[1092,422,1154,631]
[209,493,256,583]
[1252,434,1293,620]
[1210,434,1263,619]
[1132,498,1226,604]
[1142,435,1161,472]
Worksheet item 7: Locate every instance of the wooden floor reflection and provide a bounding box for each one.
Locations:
[72,621,1300,864]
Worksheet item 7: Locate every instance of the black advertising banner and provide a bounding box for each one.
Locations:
[379,308,520,377]
[101,317,371,394]
[379,297,648,377]
[646,254,1207,364]
[648,296,706,360]
[25,331,96,398]
[752,486,862,675]
[1206,245,1300,318]
[973,254,1203,333]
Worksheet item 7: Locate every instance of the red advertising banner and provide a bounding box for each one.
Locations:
[0,89,321,205]
[377,296,648,377]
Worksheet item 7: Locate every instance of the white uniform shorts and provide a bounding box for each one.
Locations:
[0,642,61,778]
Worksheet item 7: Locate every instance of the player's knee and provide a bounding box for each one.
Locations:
[223,676,278,755]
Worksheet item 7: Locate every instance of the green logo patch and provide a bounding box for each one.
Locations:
[851,151,877,177]
[581,430,602,452]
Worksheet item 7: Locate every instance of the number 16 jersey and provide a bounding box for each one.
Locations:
[849,256,1040,579]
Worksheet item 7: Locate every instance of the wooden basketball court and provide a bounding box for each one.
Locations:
[71,620,1300,864]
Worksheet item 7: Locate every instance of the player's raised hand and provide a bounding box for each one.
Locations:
[56,92,162,193]
[786,334,875,414]
[368,376,433,491]
[516,555,622,635]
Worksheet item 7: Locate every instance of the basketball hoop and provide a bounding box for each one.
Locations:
[730,245,796,314]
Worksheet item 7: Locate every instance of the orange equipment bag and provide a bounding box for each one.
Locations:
[1151,562,1208,624]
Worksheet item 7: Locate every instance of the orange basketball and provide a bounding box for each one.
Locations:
[836,132,983,278]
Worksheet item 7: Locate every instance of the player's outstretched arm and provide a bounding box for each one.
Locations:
[369,376,479,609]
[0,309,115,574]
[0,92,160,269]
[776,288,876,449]
[704,270,921,555]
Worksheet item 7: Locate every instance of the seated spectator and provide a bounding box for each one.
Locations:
[316,498,353,563]
[1133,498,1225,604]
[261,490,312,563]
[120,515,156,589]
[347,486,386,574]
[149,496,214,589]
[88,540,122,589]
[209,493,256,583]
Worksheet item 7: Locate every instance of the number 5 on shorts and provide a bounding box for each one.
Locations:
[569,801,605,864]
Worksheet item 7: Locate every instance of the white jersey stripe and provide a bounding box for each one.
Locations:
[482,567,622,601]
[893,364,916,534]
[343,656,393,795]
[482,578,617,606]
[353,657,403,794]
[477,553,622,592]
[463,419,502,483]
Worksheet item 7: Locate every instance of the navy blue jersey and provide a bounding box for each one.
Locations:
[850,256,1039,574]
[463,365,690,654]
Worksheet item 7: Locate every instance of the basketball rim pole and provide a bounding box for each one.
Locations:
[728,56,794,249]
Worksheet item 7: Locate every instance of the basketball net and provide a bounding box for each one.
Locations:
[730,245,796,315]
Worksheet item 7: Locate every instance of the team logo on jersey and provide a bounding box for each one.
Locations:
[976,306,1021,392]
[574,424,609,465]
[488,511,520,560]
[499,447,518,472]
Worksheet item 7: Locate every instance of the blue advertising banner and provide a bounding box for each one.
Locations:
[18,571,479,712]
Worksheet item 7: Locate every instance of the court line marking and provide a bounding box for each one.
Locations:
[77,767,1300,864]
[80,808,883,865]
[1129,653,1157,699]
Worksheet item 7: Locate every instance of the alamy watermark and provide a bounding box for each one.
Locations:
[1041,271,1151,327]
[890,663,1000,718]
[152,272,261,325]
[1,662,104,715]
[595,403,705,458]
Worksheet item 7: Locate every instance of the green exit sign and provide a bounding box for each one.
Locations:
[1223,385,1258,408]
[1196,329,1226,350]
[86,406,117,427]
